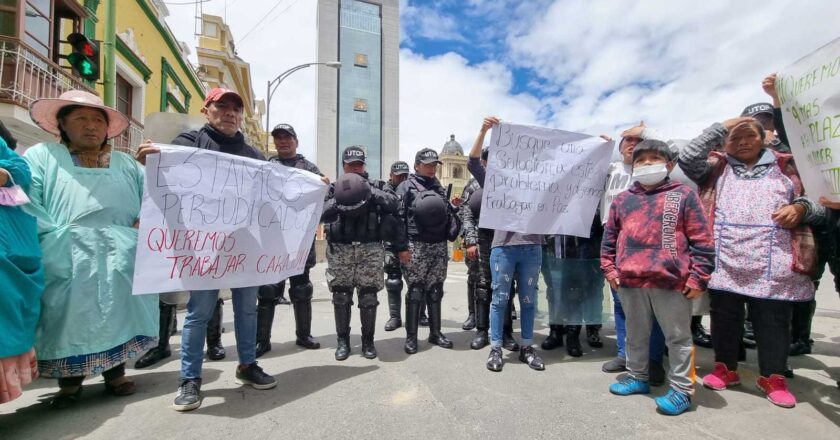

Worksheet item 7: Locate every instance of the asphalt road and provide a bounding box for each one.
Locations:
[2,262,839,439]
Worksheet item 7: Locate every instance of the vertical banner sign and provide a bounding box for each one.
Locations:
[132,145,327,295]
[479,123,613,237]
[777,37,840,202]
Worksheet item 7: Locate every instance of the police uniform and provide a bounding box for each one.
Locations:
[256,124,322,357]
[383,161,411,332]
[323,147,399,360]
[394,149,462,354]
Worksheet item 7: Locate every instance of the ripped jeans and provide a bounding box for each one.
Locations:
[489,244,542,348]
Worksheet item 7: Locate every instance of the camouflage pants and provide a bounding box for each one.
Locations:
[326,242,385,291]
[402,241,448,290]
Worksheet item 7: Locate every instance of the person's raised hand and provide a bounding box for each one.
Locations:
[620,120,646,139]
[481,116,500,133]
[762,73,779,101]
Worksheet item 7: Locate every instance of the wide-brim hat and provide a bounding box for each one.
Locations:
[29,90,129,139]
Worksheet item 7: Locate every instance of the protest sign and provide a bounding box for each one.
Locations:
[132,145,327,295]
[777,37,840,202]
[479,123,613,237]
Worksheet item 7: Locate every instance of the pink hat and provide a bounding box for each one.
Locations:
[203,87,244,108]
[29,90,130,139]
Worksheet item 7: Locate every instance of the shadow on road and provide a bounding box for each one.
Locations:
[195,365,378,418]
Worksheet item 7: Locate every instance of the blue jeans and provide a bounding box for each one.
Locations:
[490,245,542,348]
[612,289,665,362]
[181,287,258,380]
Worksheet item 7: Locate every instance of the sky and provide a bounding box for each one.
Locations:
[161,0,840,162]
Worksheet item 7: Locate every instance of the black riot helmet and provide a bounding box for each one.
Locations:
[334,172,371,213]
[413,191,448,228]
[468,186,483,216]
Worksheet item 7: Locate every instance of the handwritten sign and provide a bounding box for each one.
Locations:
[479,123,612,237]
[132,145,327,294]
[777,37,840,202]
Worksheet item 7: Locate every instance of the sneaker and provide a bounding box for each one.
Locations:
[655,388,692,416]
[173,378,202,412]
[649,359,666,386]
[486,347,504,372]
[702,362,740,391]
[609,377,650,396]
[518,346,545,371]
[756,374,796,408]
[235,363,277,390]
[602,356,627,373]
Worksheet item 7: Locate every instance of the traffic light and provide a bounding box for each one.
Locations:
[66,33,100,81]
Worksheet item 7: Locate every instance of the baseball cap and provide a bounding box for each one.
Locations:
[415,148,441,164]
[390,161,409,175]
[271,123,297,139]
[204,87,244,108]
[741,102,773,118]
[342,145,366,163]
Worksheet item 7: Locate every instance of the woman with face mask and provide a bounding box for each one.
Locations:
[678,117,824,409]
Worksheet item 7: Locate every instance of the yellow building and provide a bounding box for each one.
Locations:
[0,0,204,152]
[437,134,470,198]
[196,14,267,156]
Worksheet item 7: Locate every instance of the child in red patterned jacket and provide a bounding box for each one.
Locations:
[601,139,715,416]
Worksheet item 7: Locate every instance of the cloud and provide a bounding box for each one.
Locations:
[398,49,543,161]
[400,0,468,46]
[505,0,840,138]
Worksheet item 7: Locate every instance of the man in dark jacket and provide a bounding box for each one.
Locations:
[255,123,328,357]
[322,147,398,360]
[136,88,274,412]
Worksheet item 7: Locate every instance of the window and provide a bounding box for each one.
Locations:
[0,0,16,36]
[24,0,51,57]
[452,166,463,179]
[116,74,133,119]
[353,98,368,112]
[354,53,368,67]
[203,21,218,38]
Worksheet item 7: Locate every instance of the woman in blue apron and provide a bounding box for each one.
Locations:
[25,90,157,409]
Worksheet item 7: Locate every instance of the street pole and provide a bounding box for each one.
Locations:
[264,61,341,149]
[102,0,116,107]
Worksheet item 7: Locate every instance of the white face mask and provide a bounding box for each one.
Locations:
[633,163,669,186]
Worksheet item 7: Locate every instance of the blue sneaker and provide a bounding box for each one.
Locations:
[609,377,651,396]
[655,388,692,415]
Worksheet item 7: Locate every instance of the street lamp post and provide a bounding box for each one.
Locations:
[265,61,341,149]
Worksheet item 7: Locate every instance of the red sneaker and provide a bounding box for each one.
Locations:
[702,362,741,391]
[757,374,796,408]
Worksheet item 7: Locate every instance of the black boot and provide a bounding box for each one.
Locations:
[586,324,603,348]
[541,325,565,350]
[206,299,226,361]
[136,302,175,368]
[359,288,379,359]
[419,302,429,327]
[790,300,815,356]
[462,281,476,330]
[427,301,453,349]
[384,288,402,332]
[332,289,353,361]
[404,298,421,354]
[470,293,490,350]
[691,315,713,348]
[290,282,320,349]
[255,299,275,358]
[566,325,583,357]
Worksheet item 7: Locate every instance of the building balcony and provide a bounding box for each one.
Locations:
[0,36,98,148]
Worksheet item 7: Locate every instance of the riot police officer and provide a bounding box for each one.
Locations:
[256,124,329,357]
[384,161,410,331]
[394,148,462,354]
[322,146,399,360]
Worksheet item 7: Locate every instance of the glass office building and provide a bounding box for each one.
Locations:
[337,0,382,178]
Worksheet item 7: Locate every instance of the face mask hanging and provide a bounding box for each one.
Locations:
[0,174,31,206]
